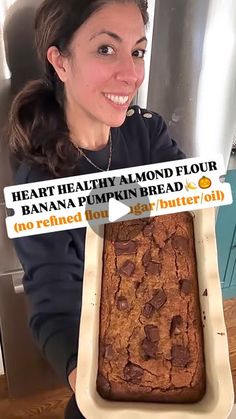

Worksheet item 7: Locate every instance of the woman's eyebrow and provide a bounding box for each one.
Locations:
[90,30,147,45]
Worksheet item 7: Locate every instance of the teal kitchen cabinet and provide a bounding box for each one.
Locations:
[216,169,236,299]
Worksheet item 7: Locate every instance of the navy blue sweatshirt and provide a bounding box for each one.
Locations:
[13,106,185,384]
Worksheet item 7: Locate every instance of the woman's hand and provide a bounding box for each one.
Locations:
[68,367,77,392]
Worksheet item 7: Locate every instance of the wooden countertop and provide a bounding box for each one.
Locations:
[223,298,236,398]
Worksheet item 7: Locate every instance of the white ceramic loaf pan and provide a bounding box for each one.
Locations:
[75,208,234,419]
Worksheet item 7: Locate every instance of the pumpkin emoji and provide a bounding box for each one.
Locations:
[198,176,212,189]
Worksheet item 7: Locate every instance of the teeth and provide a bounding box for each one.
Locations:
[104,93,129,105]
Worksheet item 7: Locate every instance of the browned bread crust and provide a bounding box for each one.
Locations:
[97,212,205,403]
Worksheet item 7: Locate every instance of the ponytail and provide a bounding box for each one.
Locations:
[8,79,80,177]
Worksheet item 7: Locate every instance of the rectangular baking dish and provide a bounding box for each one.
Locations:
[75,208,234,418]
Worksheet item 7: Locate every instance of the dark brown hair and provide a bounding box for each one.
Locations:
[8,0,149,177]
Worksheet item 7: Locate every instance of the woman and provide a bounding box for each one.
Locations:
[9,0,185,417]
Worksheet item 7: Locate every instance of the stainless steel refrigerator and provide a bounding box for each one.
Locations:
[137,0,236,168]
[0,0,63,397]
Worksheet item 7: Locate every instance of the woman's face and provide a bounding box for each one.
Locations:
[58,2,147,128]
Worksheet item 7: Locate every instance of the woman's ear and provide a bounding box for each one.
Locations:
[47,46,68,82]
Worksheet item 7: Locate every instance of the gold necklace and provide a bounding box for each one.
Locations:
[73,131,112,172]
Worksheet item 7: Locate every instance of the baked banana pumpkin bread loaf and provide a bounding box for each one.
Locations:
[97,212,205,403]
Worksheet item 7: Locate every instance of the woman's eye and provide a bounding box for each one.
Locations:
[133,49,146,59]
[98,45,115,55]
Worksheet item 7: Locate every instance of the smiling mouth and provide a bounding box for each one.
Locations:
[104,93,129,105]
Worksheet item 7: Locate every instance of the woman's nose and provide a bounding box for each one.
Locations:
[115,56,141,85]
